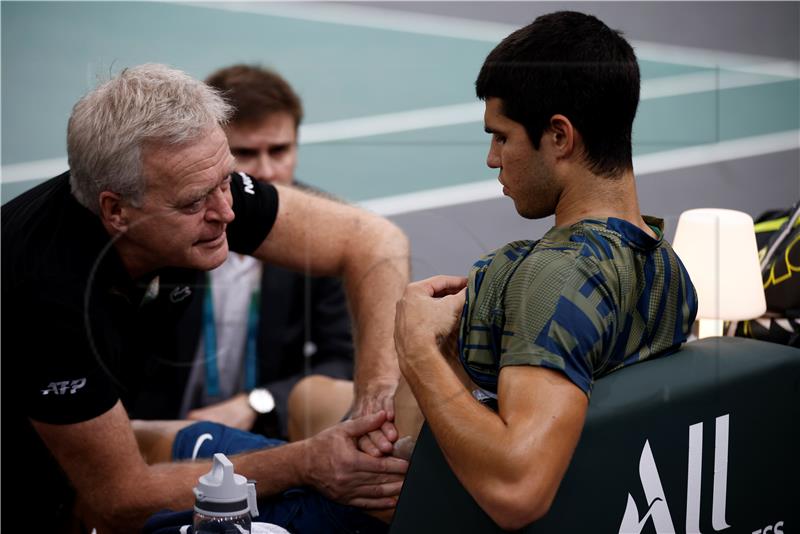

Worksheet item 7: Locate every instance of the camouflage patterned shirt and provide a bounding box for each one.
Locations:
[459,216,697,397]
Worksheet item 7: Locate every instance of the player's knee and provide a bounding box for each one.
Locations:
[289,375,334,408]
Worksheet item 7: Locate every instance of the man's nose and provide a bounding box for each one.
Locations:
[251,153,276,183]
[205,187,235,224]
[486,147,501,169]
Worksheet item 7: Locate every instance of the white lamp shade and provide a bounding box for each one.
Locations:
[672,208,766,321]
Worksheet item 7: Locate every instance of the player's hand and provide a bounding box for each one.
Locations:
[302,411,408,509]
[394,275,467,375]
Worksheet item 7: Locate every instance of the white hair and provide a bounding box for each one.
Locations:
[67,63,232,214]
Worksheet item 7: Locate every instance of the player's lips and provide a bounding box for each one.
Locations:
[499,179,509,196]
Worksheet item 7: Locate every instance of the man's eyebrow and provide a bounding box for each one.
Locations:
[181,171,235,204]
[484,126,495,134]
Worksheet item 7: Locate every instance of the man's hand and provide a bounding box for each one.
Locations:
[394,275,467,375]
[351,380,399,457]
[186,394,256,431]
[302,410,408,509]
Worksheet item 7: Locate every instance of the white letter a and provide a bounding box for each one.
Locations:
[619,440,675,534]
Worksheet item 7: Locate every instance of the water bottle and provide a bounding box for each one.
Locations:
[193,453,258,534]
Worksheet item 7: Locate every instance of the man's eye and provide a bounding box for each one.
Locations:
[220,176,232,192]
[269,145,290,157]
[183,199,204,213]
[495,134,507,145]
[231,148,257,159]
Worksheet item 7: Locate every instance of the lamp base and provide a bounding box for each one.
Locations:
[698,319,724,339]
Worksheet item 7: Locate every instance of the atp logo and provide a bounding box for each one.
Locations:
[41,378,87,395]
[240,172,255,195]
[619,414,730,534]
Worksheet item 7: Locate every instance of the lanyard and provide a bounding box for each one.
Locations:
[202,276,261,397]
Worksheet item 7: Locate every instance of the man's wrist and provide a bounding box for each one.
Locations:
[296,438,313,486]
[353,376,398,399]
[399,344,444,387]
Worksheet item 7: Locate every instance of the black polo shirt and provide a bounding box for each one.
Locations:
[1,171,278,527]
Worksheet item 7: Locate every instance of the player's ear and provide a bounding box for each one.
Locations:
[547,114,577,159]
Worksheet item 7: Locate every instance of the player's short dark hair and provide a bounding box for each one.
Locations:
[476,11,640,177]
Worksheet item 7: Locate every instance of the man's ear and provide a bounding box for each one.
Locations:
[546,114,577,160]
[98,191,129,233]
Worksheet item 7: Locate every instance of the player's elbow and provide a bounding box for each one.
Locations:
[483,490,553,530]
[476,474,557,531]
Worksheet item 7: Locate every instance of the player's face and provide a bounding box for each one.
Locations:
[484,98,560,219]
[122,126,236,275]
[227,112,298,186]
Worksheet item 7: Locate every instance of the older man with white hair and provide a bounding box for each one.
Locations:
[2,63,409,533]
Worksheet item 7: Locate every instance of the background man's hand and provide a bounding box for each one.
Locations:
[394,275,467,375]
[302,411,408,509]
[186,393,256,431]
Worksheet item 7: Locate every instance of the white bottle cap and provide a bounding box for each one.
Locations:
[193,453,258,518]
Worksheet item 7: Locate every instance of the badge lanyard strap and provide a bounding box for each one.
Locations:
[203,277,261,397]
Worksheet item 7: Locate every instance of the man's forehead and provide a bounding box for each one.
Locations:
[484,97,507,116]
[484,98,511,128]
[227,113,298,142]
[142,134,235,194]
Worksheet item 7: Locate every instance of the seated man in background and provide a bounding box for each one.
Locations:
[157,64,355,440]
[392,11,698,530]
[2,63,408,533]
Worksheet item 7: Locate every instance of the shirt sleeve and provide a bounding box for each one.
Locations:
[227,172,279,255]
[499,254,618,396]
[12,283,119,424]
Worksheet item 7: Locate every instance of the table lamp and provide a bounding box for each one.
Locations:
[672,208,766,339]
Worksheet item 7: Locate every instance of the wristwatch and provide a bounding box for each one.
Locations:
[248,387,275,415]
[248,388,280,438]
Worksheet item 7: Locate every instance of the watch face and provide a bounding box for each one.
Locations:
[249,388,275,414]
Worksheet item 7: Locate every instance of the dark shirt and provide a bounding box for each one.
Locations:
[130,179,355,439]
[1,171,278,527]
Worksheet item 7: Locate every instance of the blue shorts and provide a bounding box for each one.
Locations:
[152,421,387,534]
[172,420,286,459]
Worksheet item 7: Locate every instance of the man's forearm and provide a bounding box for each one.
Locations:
[77,433,308,532]
[402,347,588,529]
[401,346,507,474]
[136,440,306,513]
[400,347,541,528]
[253,185,409,403]
[346,219,409,393]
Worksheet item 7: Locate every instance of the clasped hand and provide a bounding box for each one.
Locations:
[303,410,408,510]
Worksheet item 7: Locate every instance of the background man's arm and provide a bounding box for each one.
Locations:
[395,276,588,530]
[252,184,410,454]
[34,401,406,532]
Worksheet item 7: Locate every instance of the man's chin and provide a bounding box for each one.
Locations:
[194,241,230,271]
